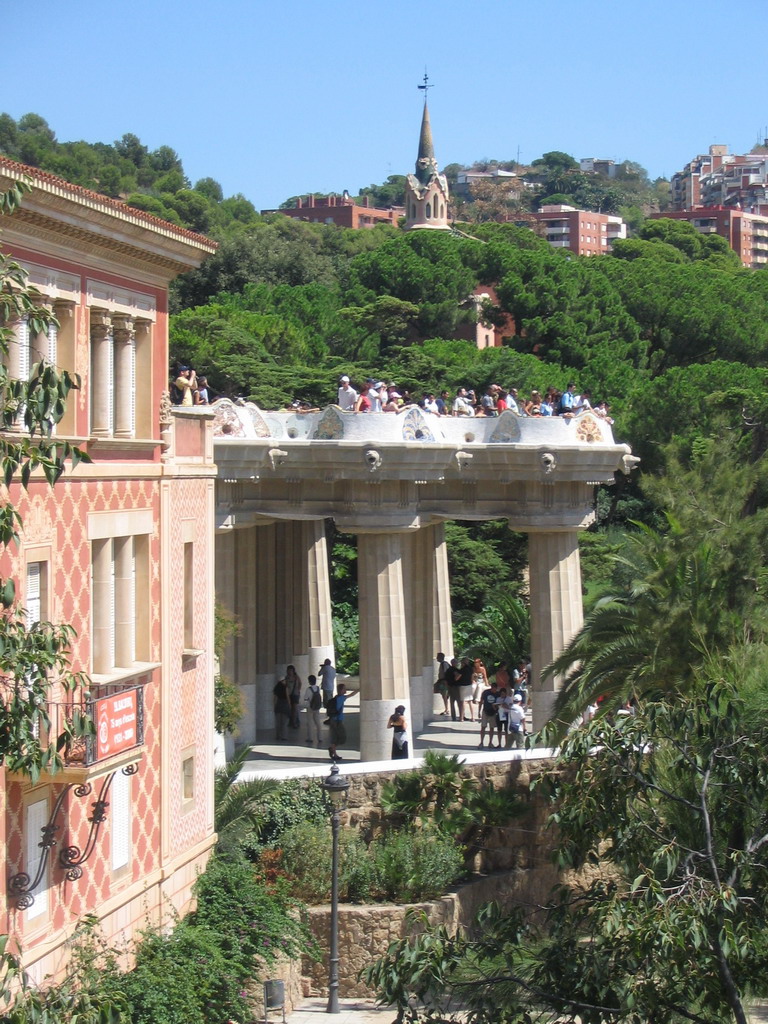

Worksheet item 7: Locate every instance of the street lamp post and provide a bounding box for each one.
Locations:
[322,762,350,1014]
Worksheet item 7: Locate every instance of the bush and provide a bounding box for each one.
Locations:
[270,821,463,905]
[247,778,329,855]
[371,828,465,902]
[268,820,373,903]
[114,922,247,1024]
[192,851,309,969]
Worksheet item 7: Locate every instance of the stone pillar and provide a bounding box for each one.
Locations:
[355,530,411,762]
[273,521,293,679]
[527,530,584,732]
[254,523,277,735]
[403,527,431,733]
[214,528,237,687]
[91,538,113,674]
[90,311,112,436]
[429,523,453,719]
[290,522,310,683]
[112,315,135,438]
[305,519,335,673]
[235,527,258,741]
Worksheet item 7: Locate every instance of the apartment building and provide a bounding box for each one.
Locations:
[532,204,627,257]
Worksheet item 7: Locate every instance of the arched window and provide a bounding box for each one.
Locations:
[426,202,431,219]
[440,204,445,219]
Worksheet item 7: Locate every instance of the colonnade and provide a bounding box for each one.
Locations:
[215,516,584,761]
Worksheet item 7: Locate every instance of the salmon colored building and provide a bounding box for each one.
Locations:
[0,157,217,982]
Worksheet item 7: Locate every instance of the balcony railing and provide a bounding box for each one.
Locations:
[36,682,145,767]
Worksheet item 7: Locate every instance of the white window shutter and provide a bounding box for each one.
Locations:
[27,797,48,919]
[111,769,131,870]
[17,318,30,380]
[26,563,41,626]
[47,323,57,366]
[109,541,116,670]
[129,337,136,437]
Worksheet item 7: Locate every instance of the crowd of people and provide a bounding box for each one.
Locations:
[434,654,531,749]
[272,652,531,761]
[335,376,613,422]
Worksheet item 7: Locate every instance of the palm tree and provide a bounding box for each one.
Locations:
[214,745,277,852]
[458,593,530,670]
[544,519,754,736]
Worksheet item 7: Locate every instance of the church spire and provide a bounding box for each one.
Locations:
[404,72,450,232]
[416,101,435,181]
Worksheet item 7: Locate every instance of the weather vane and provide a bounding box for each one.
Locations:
[418,70,433,95]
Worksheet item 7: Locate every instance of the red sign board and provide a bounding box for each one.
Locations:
[96,689,138,760]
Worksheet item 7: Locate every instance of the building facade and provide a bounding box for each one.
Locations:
[648,207,768,268]
[670,142,768,213]
[265,191,402,229]
[533,204,627,257]
[0,158,217,981]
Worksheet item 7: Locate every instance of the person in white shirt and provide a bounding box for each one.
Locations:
[506,695,527,749]
[337,375,357,411]
[452,388,475,417]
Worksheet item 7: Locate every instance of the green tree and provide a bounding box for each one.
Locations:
[366,687,768,1024]
[0,181,90,780]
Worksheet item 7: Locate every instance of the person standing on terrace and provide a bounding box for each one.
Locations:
[337,375,357,410]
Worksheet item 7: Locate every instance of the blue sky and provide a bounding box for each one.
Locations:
[5,0,767,210]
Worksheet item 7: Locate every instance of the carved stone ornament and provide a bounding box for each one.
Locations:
[313,406,344,440]
[364,449,382,472]
[489,411,522,444]
[540,452,557,475]
[212,398,247,438]
[402,407,436,442]
[575,414,604,444]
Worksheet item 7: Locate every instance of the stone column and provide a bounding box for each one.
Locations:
[355,530,411,762]
[403,528,431,733]
[254,523,277,735]
[112,315,135,438]
[91,538,113,674]
[527,530,584,732]
[90,311,112,436]
[290,522,310,683]
[234,527,258,741]
[305,519,335,673]
[214,528,237,686]
[273,521,293,679]
[429,523,454,719]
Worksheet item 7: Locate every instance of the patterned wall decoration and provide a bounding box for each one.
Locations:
[2,477,163,948]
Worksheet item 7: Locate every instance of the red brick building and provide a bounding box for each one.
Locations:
[264,191,402,229]
[0,158,217,981]
[648,207,768,268]
[532,204,627,257]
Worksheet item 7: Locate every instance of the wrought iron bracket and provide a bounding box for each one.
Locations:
[8,763,140,908]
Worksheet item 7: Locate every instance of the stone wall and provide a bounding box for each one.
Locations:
[297,754,560,1000]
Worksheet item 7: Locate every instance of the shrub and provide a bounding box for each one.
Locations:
[113,922,247,1024]
[246,778,329,856]
[268,820,373,903]
[192,851,309,970]
[371,828,465,902]
[270,821,463,905]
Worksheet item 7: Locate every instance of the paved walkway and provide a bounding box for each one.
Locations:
[284,998,394,1023]
[239,690,542,778]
